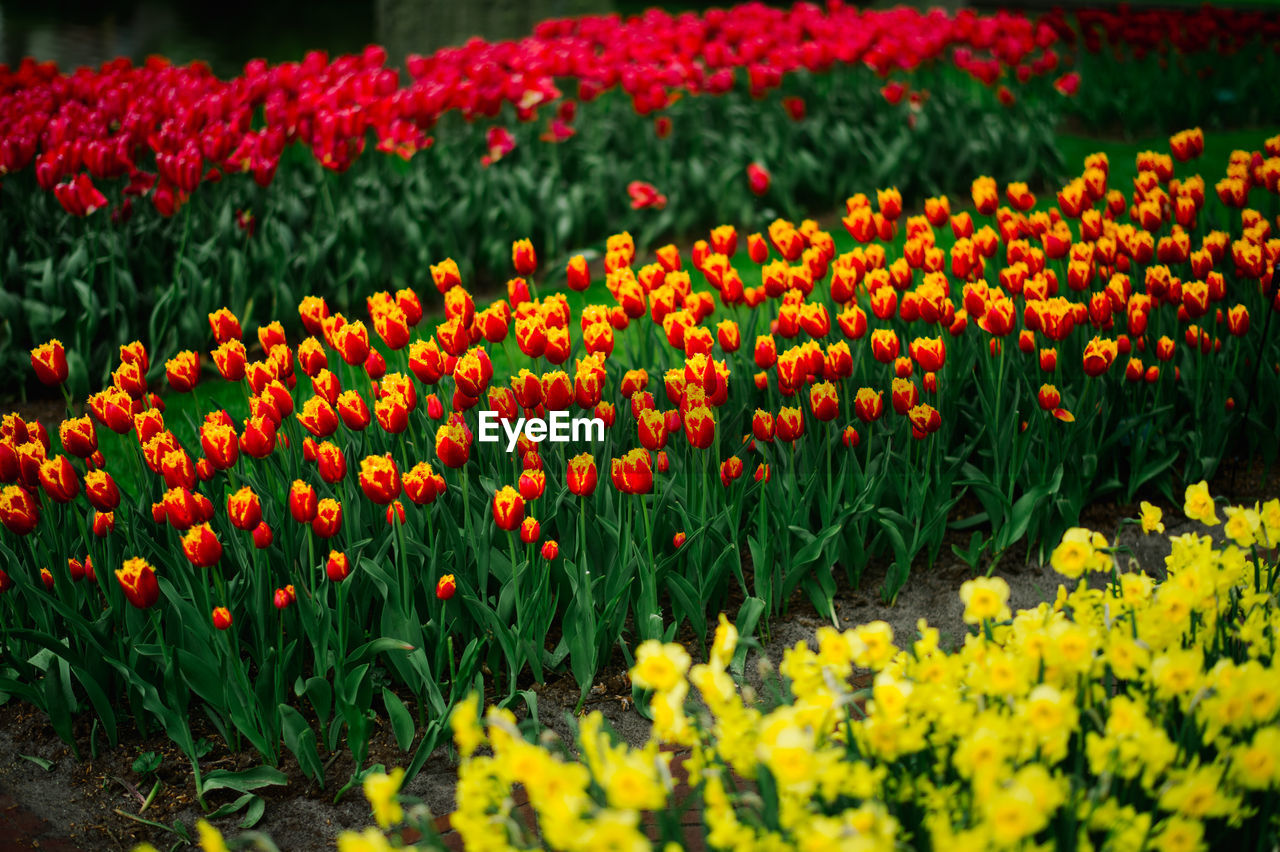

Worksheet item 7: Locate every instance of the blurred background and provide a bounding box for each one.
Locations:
[1,0,634,74]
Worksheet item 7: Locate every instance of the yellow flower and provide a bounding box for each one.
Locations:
[1230,728,1280,789]
[710,613,738,670]
[576,809,650,852]
[1151,817,1205,852]
[450,693,484,758]
[336,827,395,852]
[1223,505,1260,547]
[196,820,229,852]
[959,576,1010,624]
[1050,528,1093,578]
[1139,501,1165,534]
[631,640,691,692]
[983,782,1047,846]
[363,767,405,828]
[1182,480,1219,526]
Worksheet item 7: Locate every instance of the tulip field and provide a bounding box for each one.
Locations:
[1,1,1280,849]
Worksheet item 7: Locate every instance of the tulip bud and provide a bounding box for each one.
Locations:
[212,607,233,630]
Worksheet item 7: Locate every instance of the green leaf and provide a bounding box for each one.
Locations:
[279,705,324,786]
[200,766,288,795]
[382,688,416,752]
[19,754,53,771]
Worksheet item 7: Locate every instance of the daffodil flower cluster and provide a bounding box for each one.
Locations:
[143,488,1280,852]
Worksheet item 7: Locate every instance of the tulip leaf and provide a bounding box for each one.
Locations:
[201,766,288,795]
[381,687,416,752]
[279,705,325,786]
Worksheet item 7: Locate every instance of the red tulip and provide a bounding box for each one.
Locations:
[0,485,39,535]
[182,523,222,567]
[116,557,159,609]
[30,340,68,386]
[312,498,343,539]
[326,550,352,582]
[493,485,525,531]
[84,470,120,512]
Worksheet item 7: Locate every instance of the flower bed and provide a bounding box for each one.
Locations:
[191,492,1280,850]
[2,3,1278,391]
[2,128,1279,818]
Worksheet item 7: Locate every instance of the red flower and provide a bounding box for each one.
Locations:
[628,181,667,210]
[746,163,771,196]
[436,574,456,600]
[326,550,352,582]
[212,607,233,630]
[208,308,242,344]
[38,456,79,503]
[683,405,716,449]
[165,351,200,393]
[854,388,885,423]
[610,448,654,495]
[493,485,525,531]
[907,403,942,438]
[84,470,120,512]
[358,454,401,505]
[435,423,471,469]
[116,557,159,609]
[59,416,97,458]
[30,340,67,386]
[0,485,39,535]
[312,498,343,539]
[775,406,805,442]
[567,453,598,496]
[239,416,277,459]
[182,523,223,567]
[512,238,537,275]
[289,480,318,523]
[809,382,839,422]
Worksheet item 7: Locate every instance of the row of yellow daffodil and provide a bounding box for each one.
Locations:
[176,483,1280,851]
